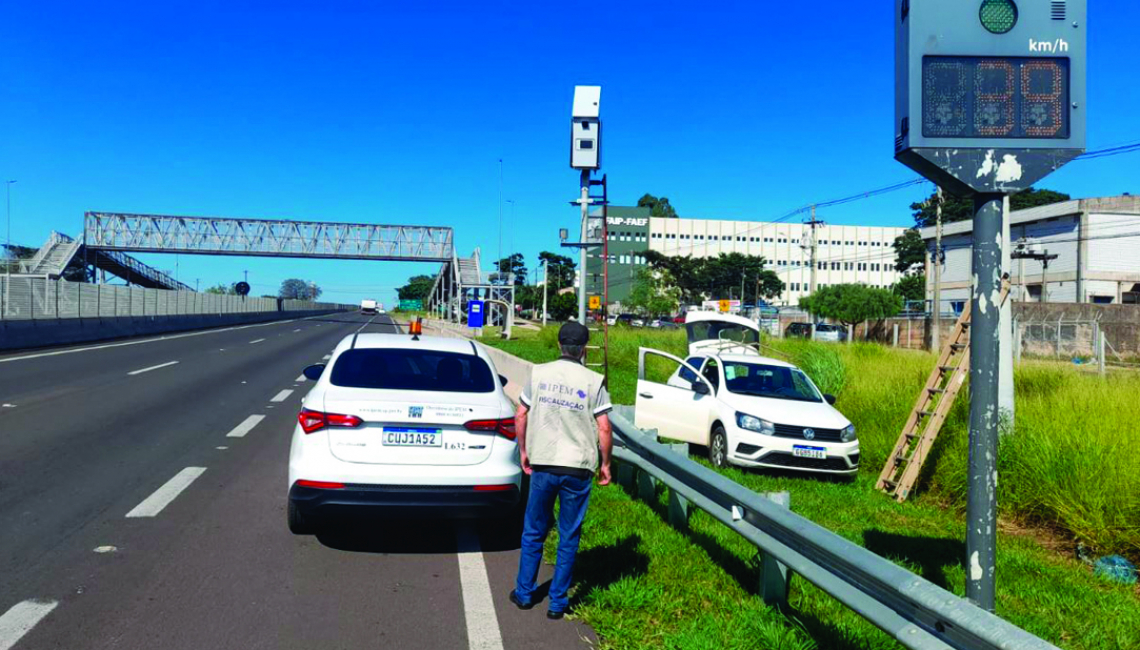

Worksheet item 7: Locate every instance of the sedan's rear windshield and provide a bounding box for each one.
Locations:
[330,349,496,393]
[723,362,822,403]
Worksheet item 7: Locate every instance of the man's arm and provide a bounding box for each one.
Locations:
[515,402,531,475]
[595,413,612,486]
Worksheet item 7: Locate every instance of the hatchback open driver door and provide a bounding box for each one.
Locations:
[633,348,714,445]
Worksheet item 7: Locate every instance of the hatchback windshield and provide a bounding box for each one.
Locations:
[330,348,496,393]
[722,362,822,402]
[687,321,759,345]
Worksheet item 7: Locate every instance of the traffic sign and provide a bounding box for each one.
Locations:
[467,300,484,328]
[894,0,1086,194]
[398,299,422,311]
[234,281,250,296]
[589,295,601,310]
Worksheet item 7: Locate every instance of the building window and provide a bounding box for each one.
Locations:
[791,282,800,291]
[778,238,787,243]
[832,240,840,245]
[764,237,773,243]
[859,241,867,246]
[844,262,853,271]
[831,262,840,270]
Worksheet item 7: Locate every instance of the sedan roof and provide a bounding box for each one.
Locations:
[714,353,797,369]
[336,333,481,355]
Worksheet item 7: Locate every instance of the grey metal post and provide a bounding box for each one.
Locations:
[666,443,689,530]
[541,260,549,327]
[759,491,792,607]
[893,323,899,347]
[578,170,589,323]
[932,187,943,353]
[1098,325,1106,376]
[966,193,1002,611]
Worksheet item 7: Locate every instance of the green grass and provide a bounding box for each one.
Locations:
[478,325,1140,649]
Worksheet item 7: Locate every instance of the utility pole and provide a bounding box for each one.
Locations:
[577,169,589,323]
[806,205,822,338]
[5,180,15,277]
[498,159,504,283]
[542,260,549,327]
[932,188,943,353]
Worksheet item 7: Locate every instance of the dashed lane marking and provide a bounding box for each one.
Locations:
[127,360,179,376]
[294,374,306,383]
[0,600,58,650]
[125,467,207,518]
[249,338,266,344]
[226,414,266,438]
[322,354,331,360]
[456,524,505,650]
[270,389,294,403]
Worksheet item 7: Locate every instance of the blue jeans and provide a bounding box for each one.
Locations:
[514,470,593,613]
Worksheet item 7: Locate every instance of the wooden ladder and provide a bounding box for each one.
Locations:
[876,278,1010,502]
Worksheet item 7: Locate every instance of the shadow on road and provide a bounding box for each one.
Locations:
[313,512,524,554]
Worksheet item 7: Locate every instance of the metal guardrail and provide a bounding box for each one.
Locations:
[608,406,1059,650]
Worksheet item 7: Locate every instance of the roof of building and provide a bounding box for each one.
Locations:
[589,205,652,219]
[919,195,1140,241]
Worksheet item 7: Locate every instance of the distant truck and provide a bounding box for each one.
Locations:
[360,299,378,315]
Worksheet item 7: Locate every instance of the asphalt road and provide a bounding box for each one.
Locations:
[0,312,595,650]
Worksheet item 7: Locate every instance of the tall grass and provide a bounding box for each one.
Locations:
[482,325,1140,557]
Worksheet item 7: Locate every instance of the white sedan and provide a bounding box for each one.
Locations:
[635,348,859,475]
[287,333,521,533]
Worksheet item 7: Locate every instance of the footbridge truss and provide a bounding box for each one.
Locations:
[84,212,453,262]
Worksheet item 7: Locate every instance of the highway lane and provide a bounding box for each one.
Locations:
[0,312,595,650]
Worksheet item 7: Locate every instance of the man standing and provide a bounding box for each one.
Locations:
[509,321,613,620]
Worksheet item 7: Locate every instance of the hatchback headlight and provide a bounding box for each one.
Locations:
[840,424,857,442]
[736,412,774,436]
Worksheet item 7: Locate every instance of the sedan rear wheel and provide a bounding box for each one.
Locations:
[709,426,728,468]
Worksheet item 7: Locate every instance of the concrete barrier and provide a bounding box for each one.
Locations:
[0,309,350,353]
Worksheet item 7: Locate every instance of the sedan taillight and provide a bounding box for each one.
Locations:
[464,417,517,440]
[298,408,364,434]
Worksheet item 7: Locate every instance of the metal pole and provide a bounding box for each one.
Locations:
[999,196,1015,432]
[5,180,15,279]
[809,205,818,339]
[932,187,943,352]
[542,260,549,327]
[578,169,589,323]
[498,159,503,283]
[966,192,1002,611]
[1040,256,1048,303]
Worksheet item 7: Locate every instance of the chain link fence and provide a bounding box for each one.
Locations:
[0,276,345,320]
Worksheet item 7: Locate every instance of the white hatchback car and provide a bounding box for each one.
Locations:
[636,350,859,475]
[287,332,521,533]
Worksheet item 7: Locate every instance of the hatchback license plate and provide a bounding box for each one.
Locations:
[793,445,827,460]
[382,427,443,447]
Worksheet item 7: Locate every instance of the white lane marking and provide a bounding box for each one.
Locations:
[293,329,301,333]
[456,524,505,650]
[226,414,266,438]
[125,467,207,518]
[322,354,331,360]
[294,374,306,382]
[93,545,117,554]
[0,600,58,650]
[127,360,179,376]
[2,404,15,408]
[0,314,333,365]
[270,389,294,403]
[216,446,228,450]
[249,338,266,344]
[354,315,377,333]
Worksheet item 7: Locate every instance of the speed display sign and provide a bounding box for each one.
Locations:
[895,0,1086,195]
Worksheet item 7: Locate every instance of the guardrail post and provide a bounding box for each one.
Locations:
[758,491,792,608]
[636,428,659,502]
[666,443,689,530]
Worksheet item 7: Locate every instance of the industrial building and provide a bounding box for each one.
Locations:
[585,206,908,307]
[920,195,1140,310]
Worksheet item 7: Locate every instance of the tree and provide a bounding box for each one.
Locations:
[892,274,926,303]
[909,187,1070,228]
[636,193,679,218]
[396,275,435,301]
[625,268,681,316]
[279,278,322,300]
[205,283,236,295]
[799,284,903,329]
[494,253,527,286]
[537,251,576,290]
[548,292,577,321]
[893,228,927,274]
[643,250,782,304]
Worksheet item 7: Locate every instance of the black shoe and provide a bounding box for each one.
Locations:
[509,590,535,610]
[546,609,565,620]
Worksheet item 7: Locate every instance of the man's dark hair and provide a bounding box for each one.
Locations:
[560,343,585,360]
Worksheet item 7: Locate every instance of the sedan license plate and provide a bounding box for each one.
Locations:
[793,445,827,460]
[382,427,443,447]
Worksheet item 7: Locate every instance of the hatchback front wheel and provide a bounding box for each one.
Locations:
[709,426,728,468]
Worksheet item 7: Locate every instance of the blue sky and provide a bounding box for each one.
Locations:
[3,1,1137,304]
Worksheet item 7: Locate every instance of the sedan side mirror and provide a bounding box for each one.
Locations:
[823,393,836,405]
[692,381,711,395]
[498,374,509,387]
[303,363,326,381]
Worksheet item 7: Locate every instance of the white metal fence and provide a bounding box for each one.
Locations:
[0,277,345,320]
